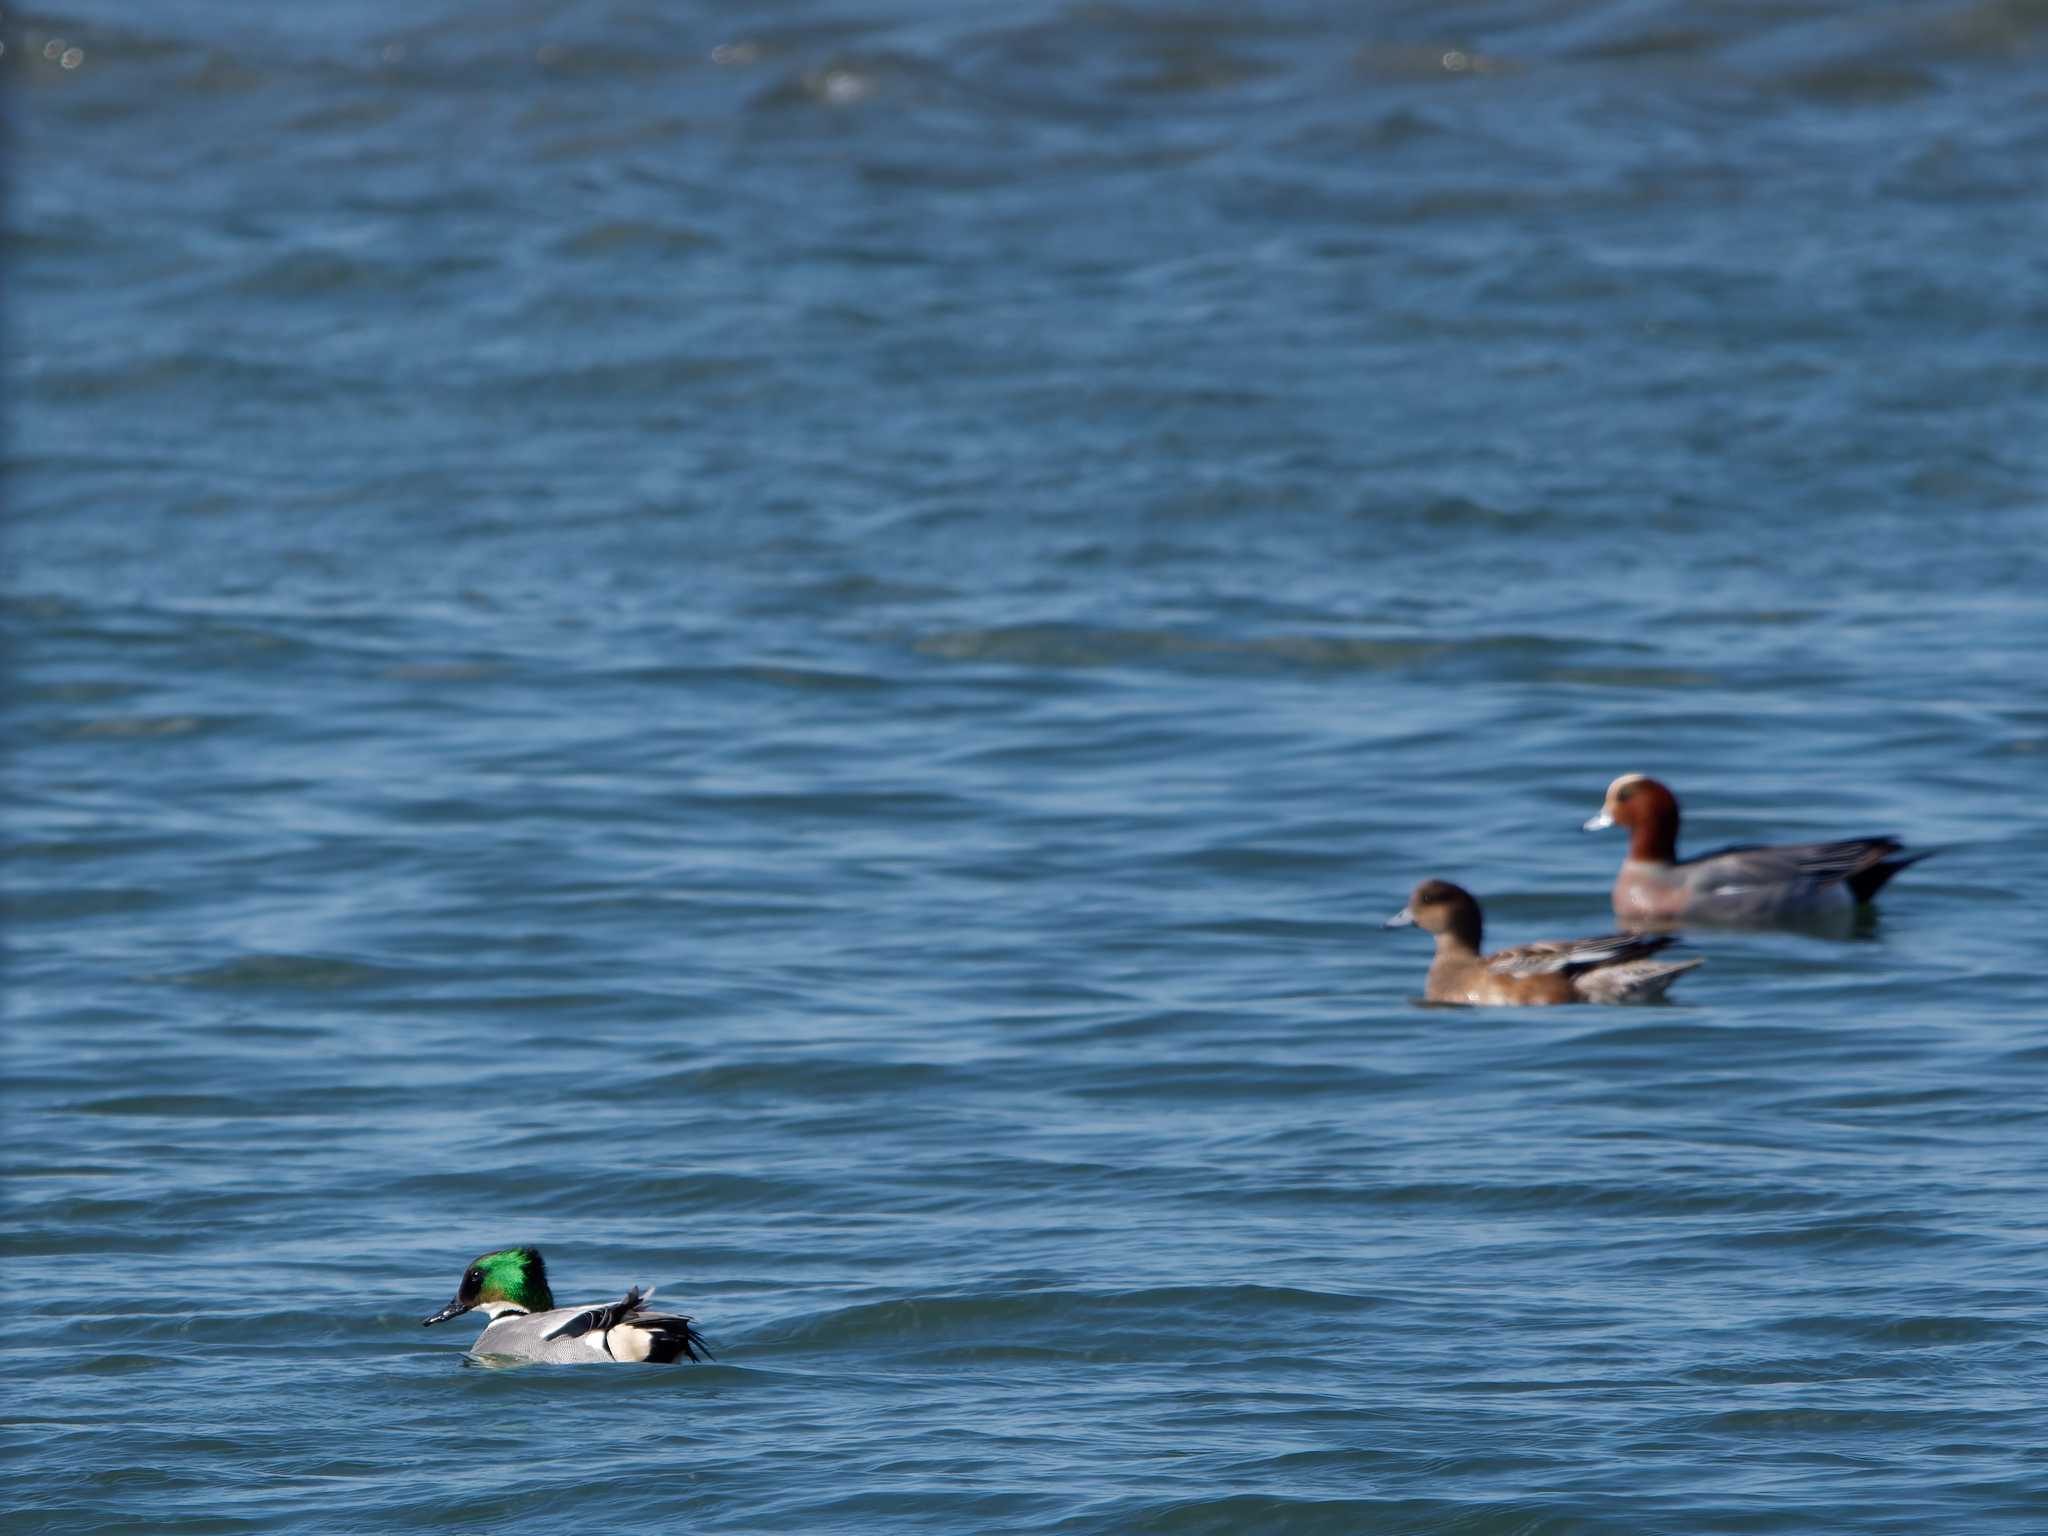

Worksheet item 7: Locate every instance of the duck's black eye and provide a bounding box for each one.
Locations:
[1617,786,1635,802]
[467,1270,480,1284]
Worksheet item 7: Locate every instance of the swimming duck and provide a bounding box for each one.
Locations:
[1585,774,1930,926]
[421,1247,709,1364]
[1386,878,1701,1004]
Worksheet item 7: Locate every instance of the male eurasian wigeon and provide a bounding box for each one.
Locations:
[1584,773,1930,927]
[1385,879,1701,1005]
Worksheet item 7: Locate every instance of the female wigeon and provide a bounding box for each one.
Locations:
[1385,879,1701,1005]
[1584,774,1930,926]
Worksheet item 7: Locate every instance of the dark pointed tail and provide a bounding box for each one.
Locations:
[1847,849,1933,905]
[648,1317,712,1364]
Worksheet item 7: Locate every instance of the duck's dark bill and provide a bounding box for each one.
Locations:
[421,1297,470,1327]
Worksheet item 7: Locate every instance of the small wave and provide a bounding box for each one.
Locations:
[229,250,399,300]
[6,885,164,921]
[58,1093,308,1128]
[613,661,898,693]
[1781,59,1936,103]
[753,1283,1383,1357]
[159,953,416,991]
[748,50,959,114]
[1067,1059,1403,1102]
[556,221,717,260]
[1722,1213,1962,1253]
[1351,44,1525,85]
[62,715,219,739]
[1687,1405,1949,1435]
[626,1056,971,1099]
[1053,1492,1592,1536]
[916,624,1435,673]
[478,352,764,403]
[1763,1312,2028,1347]
[25,352,305,402]
[74,1353,178,1377]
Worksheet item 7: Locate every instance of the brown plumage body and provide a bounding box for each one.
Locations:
[1387,879,1701,1005]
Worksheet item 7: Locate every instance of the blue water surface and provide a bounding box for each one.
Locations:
[6,2,2048,1532]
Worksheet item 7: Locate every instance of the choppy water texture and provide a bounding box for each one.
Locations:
[7,1,2048,1531]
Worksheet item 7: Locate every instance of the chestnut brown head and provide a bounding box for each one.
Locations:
[1584,774,1680,862]
[1385,878,1484,949]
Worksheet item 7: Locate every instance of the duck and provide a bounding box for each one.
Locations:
[421,1246,709,1364]
[1584,773,1930,926]
[1386,878,1700,1004]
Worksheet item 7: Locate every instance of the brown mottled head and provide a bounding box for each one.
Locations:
[1584,773,1680,862]
[1385,878,1484,950]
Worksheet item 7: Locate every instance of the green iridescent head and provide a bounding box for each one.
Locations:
[422,1246,555,1327]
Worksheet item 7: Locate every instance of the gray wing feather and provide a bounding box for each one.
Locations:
[543,1286,650,1342]
[1685,838,1901,887]
[1489,933,1675,977]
